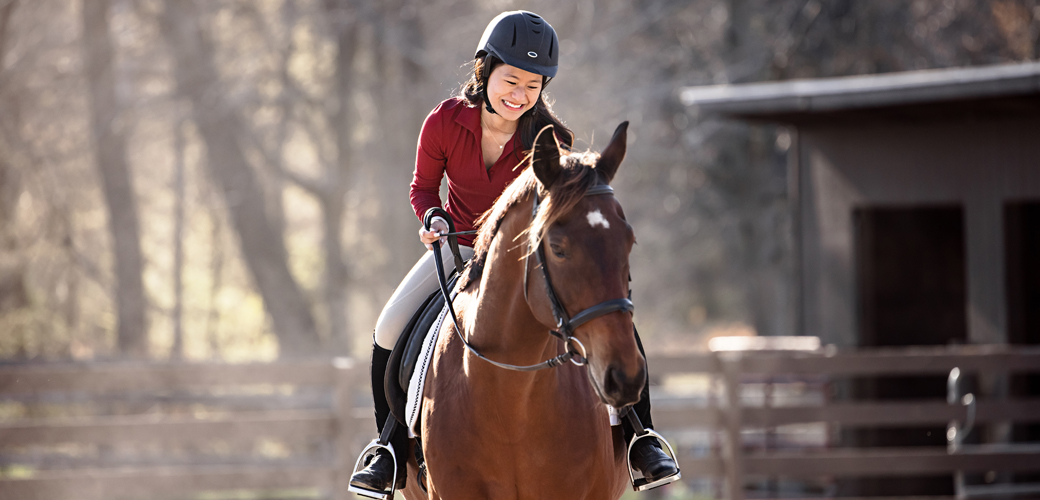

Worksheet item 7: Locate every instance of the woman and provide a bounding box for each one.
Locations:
[349,10,678,495]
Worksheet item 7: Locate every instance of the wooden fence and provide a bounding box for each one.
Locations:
[1,344,1039,499]
[648,344,1040,500]
[0,358,367,500]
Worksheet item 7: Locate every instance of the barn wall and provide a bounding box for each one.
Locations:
[797,115,1040,347]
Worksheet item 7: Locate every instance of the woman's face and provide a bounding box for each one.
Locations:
[485,63,543,121]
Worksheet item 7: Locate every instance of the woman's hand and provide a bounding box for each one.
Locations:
[419,217,449,250]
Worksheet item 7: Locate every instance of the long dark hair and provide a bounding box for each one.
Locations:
[459,55,574,159]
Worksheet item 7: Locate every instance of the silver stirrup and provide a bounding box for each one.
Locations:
[627,429,682,492]
[348,439,398,499]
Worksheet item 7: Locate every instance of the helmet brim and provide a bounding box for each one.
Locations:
[482,45,558,78]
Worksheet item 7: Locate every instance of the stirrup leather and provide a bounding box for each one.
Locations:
[348,439,398,499]
[627,429,682,491]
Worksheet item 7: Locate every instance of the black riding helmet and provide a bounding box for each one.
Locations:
[476,10,559,77]
[475,11,559,114]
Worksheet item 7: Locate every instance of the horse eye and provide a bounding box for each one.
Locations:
[550,243,566,258]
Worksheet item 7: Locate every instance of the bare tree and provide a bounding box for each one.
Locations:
[81,0,148,357]
[218,0,355,352]
[295,0,357,353]
[157,0,321,357]
[0,3,21,310]
[2,0,1034,361]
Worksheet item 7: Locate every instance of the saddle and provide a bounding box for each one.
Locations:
[384,270,458,429]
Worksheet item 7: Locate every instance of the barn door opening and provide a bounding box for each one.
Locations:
[1005,201,1040,479]
[855,205,968,348]
[846,205,968,496]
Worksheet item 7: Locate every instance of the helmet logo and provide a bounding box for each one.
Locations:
[528,51,538,58]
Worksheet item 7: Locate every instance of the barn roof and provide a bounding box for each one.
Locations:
[680,61,1040,123]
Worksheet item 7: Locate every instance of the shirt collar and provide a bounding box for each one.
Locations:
[456,101,482,137]
[457,100,521,160]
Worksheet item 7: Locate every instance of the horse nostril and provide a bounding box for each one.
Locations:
[605,365,630,396]
[602,363,645,406]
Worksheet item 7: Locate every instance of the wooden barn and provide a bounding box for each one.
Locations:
[682,61,1040,497]
[682,61,1040,352]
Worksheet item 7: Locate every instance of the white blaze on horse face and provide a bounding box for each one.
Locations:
[587,209,610,229]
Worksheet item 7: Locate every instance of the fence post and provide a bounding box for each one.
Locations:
[333,357,358,500]
[719,352,745,500]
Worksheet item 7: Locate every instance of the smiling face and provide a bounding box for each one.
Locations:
[485,63,543,120]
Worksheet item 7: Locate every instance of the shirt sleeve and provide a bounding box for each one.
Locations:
[409,102,449,222]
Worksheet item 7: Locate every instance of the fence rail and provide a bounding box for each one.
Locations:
[0,357,363,500]
[646,344,1040,500]
[1,344,1039,499]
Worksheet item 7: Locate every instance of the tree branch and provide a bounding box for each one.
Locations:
[236,114,326,198]
[0,0,17,67]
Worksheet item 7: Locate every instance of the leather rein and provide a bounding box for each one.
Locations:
[426,183,635,372]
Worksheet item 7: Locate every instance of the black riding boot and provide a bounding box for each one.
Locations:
[349,342,407,493]
[624,328,680,485]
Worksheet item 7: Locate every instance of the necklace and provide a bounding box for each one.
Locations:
[481,114,514,149]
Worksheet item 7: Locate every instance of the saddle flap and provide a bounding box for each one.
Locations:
[384,272,456,426]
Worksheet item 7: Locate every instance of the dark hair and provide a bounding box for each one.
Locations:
[459,55,574,159]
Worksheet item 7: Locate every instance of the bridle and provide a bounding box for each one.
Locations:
[429,183,635,372]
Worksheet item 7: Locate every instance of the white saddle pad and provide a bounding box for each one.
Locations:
[404,300,450,438]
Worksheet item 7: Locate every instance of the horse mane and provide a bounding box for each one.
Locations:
[458,149,605,291]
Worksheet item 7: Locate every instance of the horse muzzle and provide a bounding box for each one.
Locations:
[594,361,646,408]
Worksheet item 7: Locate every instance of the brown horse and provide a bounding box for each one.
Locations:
[400,122,643,500]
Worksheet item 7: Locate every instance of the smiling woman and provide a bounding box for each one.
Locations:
[348,10,678,498]
[478,65,543,167]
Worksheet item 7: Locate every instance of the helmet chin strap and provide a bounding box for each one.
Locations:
[482,86,497,115]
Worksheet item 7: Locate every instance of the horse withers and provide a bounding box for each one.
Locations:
[402,122,645,500]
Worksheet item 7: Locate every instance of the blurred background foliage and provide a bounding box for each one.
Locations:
[0,0,1036,361]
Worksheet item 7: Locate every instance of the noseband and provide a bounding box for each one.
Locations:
[430,183,635,372]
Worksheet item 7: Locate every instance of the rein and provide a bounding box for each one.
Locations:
[427,183,634,372]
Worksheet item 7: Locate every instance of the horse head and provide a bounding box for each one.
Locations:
[526,122,646,408]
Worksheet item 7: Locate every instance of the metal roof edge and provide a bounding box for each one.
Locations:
[680,61,1040,117]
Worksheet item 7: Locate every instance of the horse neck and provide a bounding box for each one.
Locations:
[464,198,560,376]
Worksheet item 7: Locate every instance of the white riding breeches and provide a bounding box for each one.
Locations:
[373,245,474,349]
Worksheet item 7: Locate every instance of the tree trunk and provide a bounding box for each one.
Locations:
[158,1,321,357]
[171,116,186,360]
[0,1,15,71]
[321,0,357,352]
[206,203,224,360]
[81,0,149,358]
[371,0,428,277]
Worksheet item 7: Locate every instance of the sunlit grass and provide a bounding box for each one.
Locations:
[192,488,321,500]
[619,481,714,500]
[0,464,36,478]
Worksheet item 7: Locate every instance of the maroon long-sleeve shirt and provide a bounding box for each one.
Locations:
[409,98,527,247]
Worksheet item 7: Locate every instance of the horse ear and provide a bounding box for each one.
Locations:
[595,121,628,183]
[531,124,562,188]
